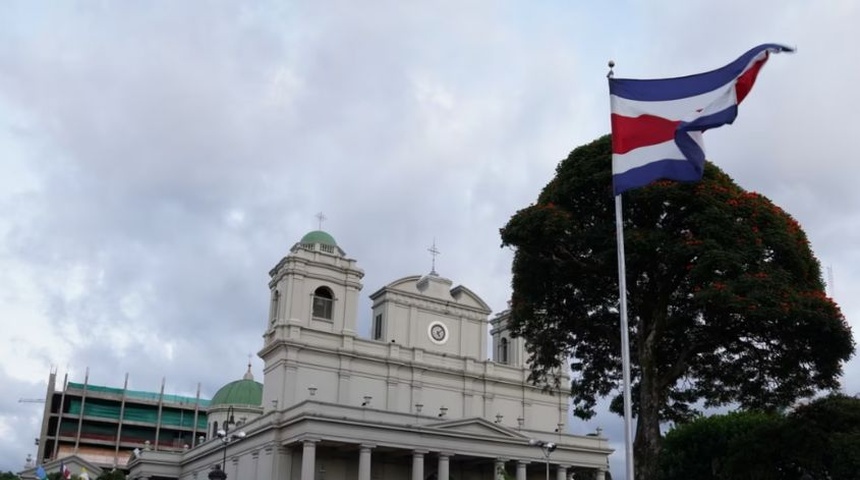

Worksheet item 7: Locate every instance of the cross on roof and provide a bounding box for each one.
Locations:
[428,239,440,275]
[315,212,327,230]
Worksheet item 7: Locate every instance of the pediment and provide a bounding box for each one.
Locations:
[430,417,528,439]
[19,455,103,480]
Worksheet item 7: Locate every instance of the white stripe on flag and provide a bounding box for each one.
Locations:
[612,139,685,175]
[610,84,738,122]
[610,50,767,121]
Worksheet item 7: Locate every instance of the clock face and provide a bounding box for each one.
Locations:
[428,321,448,344]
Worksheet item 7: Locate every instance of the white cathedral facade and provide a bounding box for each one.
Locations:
[127,230,612,480]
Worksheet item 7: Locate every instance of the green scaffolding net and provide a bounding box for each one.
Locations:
[67,398,207,429]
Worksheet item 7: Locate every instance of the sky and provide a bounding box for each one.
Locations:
[1,1,859,477]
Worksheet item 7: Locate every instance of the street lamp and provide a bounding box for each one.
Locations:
[528,439,557,480]
[210,406,246,480]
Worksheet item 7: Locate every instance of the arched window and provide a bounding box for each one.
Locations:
[498,338,509,364]
[212,421,218,438]
[312,286,334,320]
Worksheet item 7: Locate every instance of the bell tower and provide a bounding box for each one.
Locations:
[490,309,526,367]
[260,229,364,411]
[266,229,364,335]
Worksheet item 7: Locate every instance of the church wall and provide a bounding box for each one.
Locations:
[387,302,412,343]
[294,364,341,404]
[263,335,568,433]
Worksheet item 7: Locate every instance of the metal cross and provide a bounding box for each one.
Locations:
[315,212,327,230]
[428,239,440,275]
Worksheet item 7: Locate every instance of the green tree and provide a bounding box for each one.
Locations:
[499,136,855,480]
[783,394,860,478]
[0,471,21,480]
[657,395,860,479]
[657,411,788,480]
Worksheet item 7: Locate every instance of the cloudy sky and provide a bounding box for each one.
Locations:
[1,1,858,477]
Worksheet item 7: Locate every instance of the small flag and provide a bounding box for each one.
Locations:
[609,44,793,194]
[35,465,47,480]
[60,461,71,480]
[80,467,90,480]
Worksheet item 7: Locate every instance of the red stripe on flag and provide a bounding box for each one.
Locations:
[611,114,680,154]
[735,53,769,104]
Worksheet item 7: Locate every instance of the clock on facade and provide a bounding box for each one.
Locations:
[428,321,448,344]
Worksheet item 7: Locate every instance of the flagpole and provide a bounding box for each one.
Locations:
[609,59,635,480]
[614,194,636,480]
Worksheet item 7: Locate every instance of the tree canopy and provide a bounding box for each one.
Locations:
[657,410,788,480]
[657,394,860,480]
[500,135,854,479]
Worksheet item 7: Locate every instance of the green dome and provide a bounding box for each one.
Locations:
[210,379,263,407]
[300,230,337,247]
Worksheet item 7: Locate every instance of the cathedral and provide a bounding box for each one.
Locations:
[29,230,612,480]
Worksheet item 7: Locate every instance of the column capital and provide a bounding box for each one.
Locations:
[412,449,429,456]
[438,451,454,458]
[360,444,377,450]
[517,459,531,465]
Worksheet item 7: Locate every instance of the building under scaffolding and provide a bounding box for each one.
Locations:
[36,370,209,468]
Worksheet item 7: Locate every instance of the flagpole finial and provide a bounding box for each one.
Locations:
[607,60,615,79]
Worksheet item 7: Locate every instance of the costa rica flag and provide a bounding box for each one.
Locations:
[609,44,793,195]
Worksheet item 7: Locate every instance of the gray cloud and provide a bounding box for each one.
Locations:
[1,2,858,478]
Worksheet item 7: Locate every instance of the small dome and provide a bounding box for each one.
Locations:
[300,230,337,247]
[210,379,263,407]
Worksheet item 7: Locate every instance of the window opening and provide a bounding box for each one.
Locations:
[499,338,509,364]
[372,314,384,340]
[312,287,334,320]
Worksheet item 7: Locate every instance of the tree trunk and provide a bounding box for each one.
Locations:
[634,349,663,480]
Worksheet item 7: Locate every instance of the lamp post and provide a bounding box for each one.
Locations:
[528,439,557,480]
[210,406,246,480]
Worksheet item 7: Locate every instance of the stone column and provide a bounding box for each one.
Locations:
[494,458,506,480]
[231,455,240,480]
[358,444,374,480]
[251,449,260,480]
[595,468,606,480]
[516,460,528,480]
[257,446,273,480]
[437,452,451,480]
[411,450,427,480]
[556,465,567,480]
[277,445,293,480]
[300,440,317,480]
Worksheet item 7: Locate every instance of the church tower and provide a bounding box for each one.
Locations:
[489,309,527,367]
[260,230,364,411]
[265,230,364,335]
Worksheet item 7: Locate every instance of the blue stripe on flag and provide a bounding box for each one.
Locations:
[612,159,703,194]
[609,44,792,101]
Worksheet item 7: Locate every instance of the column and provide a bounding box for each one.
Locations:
[494,459,506,480]
[231,456,240,480]
[556,465,567,480]
[276,445,292,480]
[595,468,606,480]
[516,460,528,480]
[257,446,273,480]
[437,453,451,480]
[412,450,427,480]
[358,444,373,480]
[251,450,260,480]
[301,440,317,480]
